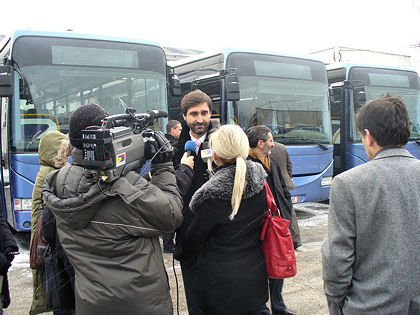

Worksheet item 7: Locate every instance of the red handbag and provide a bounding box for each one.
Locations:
[260,180,297,279]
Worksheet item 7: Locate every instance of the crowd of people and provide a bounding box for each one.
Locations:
[0,91,418,315]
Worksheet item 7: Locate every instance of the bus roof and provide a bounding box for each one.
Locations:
[1,29,162,48]
[326,62,419,74]
[169,47,325,68]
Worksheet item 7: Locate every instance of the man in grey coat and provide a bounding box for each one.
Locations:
[322,94,420,314]
[43,104,183,315]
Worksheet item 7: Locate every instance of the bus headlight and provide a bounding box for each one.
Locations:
[321,176,332,186]
[14,198,32,211]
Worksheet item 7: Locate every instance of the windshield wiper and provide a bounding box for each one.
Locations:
[275,136,329,151]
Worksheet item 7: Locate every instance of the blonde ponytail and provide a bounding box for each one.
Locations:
[230,155,246,220]
[209,125,249,220]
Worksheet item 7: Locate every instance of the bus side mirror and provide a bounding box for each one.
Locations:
[0,65,13,97]
[222,69,240,101]
[226,74,240,101]
[169,73,181,96]
[353,86,366,111]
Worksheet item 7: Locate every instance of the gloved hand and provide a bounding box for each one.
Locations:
[3,247,17,262]
[143,131,174,164]
[0,252,11,275]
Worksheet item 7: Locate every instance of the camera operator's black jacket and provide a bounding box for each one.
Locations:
[0,217,19,309]
[172,121,214,262]
[43,149,182,315]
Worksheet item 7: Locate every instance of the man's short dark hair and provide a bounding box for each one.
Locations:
[181,90,212,115]
[166,120,180,133]
[246,125,272,148]
[355,94,410,147]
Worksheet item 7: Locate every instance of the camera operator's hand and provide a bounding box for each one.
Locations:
[0,252,11,275]
[3,247,17,262]
[144,131,174,164]
[181,152,194,169]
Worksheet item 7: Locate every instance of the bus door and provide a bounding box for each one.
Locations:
[329,81,366,176]
[194,76,223,122]
[0,65,13,220]
[0,102,6,217]
[330,84,346,176]
[192,69,239,125]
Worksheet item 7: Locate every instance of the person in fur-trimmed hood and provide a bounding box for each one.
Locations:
[30,130,68,315]
[181,124,268,315]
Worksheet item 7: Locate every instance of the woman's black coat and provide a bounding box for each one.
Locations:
[182,161,269,314]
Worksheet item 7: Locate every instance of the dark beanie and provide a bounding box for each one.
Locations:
[69,103,108,149]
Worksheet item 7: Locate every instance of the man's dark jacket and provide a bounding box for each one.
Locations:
[172,121,214,261]
[0,217,18,309]
[248,155,293,221]
[165,133,178,146]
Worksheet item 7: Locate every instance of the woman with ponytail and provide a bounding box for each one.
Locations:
[182,124,268,315]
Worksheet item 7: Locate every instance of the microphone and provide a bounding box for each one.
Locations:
[200,141,214,177]
[200,142,212,162]
[184,140,197,157]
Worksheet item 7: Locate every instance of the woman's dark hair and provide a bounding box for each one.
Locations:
[355,94,410,147]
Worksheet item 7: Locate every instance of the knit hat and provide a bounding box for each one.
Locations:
[69,104,108,149]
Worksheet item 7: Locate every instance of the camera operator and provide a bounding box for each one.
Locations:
[42,104,183,315]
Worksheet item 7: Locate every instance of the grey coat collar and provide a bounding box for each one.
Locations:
[374,147,415,161]
[189,160,266,212]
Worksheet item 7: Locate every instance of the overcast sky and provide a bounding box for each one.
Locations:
[1,0,419,55]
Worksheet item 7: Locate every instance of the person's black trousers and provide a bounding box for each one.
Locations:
[261,278,286,313]
[180,259,203,315]
[162,232,175,252]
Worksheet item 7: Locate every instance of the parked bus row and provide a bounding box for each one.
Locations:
[168,49,334,204]
[1,30,419,232]
[167,51,420,205]
[327,63,420,175]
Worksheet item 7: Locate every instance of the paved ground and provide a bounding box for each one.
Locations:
[5,202,329,315]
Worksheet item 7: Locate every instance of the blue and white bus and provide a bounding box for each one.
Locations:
[0,30,174,231]
[169,49,333,203]
[327,63,420,176]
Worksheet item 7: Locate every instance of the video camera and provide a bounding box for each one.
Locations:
[81,108,167,182]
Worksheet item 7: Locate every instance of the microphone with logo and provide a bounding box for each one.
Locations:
[200,142,214,177]
[184,140,197,157]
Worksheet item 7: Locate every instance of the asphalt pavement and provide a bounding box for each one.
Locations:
[5,202,329,315]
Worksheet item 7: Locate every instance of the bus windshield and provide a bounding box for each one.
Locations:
[349,67,420,141]
[226,52,331,144]
[11,36,167,152]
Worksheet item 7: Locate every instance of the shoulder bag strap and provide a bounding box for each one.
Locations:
[264,180,281,217]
